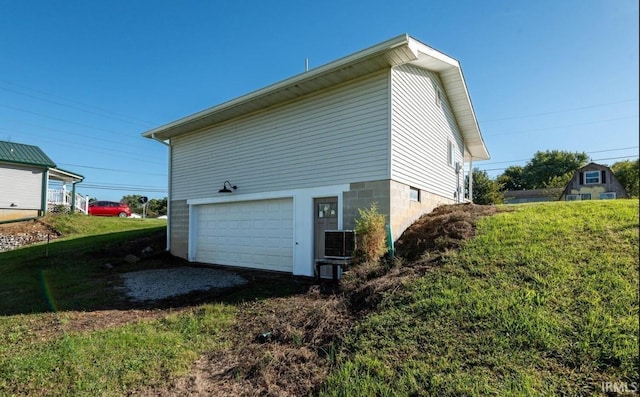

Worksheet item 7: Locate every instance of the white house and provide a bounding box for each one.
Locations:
[0,140,86,222]
[143,34,490,276]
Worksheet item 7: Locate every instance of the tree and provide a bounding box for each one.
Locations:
[496,150,589,191]
[467,169,503,205]
[497,165,526,190]
[119,195,168,217]
[522,150,588,189]
[611,159,639,197]
[147,197,168,217]
[121,195,144,215]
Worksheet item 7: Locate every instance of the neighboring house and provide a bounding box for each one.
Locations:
[560,162,628,201]
[0,140,86,222]
[503,188,562,204]
[143,34,490,276]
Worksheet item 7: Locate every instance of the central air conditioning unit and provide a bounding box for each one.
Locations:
[324,230,356,259]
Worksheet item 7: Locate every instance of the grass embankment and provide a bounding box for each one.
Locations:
[323,200,639,396]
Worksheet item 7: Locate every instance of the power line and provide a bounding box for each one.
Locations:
[0,85,153,128]
[0,120,145,149]
[480,155,639,173]
[0,125,166,166]
[57,162,167,177]
[79,183,167,193]
[0,103,150,140]
[0,79,157,127]
[480,146,639,166]
[479,98,638,123]
[484,115,638,137]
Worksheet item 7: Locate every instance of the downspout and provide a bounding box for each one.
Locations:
[151,133,171,252]
[41,169,49,216]
[468,158,474,203]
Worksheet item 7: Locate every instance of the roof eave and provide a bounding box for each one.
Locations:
[142,34,490,162]
[49,167,84,183]
[142,34,417,140]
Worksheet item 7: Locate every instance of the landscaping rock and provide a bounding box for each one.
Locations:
[124,254,140,264]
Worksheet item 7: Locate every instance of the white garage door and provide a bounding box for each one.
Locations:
[194,198,294,272]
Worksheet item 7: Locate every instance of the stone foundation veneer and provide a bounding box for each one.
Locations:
[169,200,189,259]
[342,179,455,242]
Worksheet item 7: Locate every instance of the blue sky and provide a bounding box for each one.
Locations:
[1,0,637,201]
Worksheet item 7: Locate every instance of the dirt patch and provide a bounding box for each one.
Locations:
[394,203,499,263]
[140,292,352,396]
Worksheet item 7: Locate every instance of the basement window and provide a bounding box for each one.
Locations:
[581,193,592,200]
[565,194,579,201]
[599,192,616,199]
[410,187,420,202]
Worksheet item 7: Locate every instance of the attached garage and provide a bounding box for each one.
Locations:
[193,198,294,272]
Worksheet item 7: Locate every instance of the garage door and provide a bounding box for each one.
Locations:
[194,198,294,272]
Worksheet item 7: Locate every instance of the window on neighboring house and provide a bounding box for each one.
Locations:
[599,192,616,199]
[581,193,592,200]
[410,187,420,202]
[447,140,455,167]
[565,194,579,201]
[584,170,600,184]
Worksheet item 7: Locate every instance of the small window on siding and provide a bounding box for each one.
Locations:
[410,187,420,202]
[581,193,592,200]
[566,194,579,201]
[447,140,455,166]
[584,171,600,184]
[599,192,616,199]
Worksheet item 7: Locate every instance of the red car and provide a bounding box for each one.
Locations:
[88,201,132,217]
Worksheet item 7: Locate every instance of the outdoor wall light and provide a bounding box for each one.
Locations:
[218,180,237,193]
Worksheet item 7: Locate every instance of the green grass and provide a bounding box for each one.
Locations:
[0,214,167,315]
[0,215,238,396]
[1,202,638,396]
[0,304,234,396]
[322,200,639,396]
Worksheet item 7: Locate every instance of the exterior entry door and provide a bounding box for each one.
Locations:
[314,197,338,259]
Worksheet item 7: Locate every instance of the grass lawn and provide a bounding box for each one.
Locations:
[1,201,638,396]
[0,215,168,314]
[0,215,237,396]
[322,200,639,396]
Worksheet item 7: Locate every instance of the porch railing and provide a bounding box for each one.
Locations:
[47,189,89,214]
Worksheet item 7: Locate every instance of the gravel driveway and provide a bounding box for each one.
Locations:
[119,267,248,302]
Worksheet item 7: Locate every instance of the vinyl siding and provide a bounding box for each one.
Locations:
[0,163,43,209]
[171,72,390,200]
[390,64,464,199]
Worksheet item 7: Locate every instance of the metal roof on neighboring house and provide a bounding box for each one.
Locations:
[143,34,490,161]
[0,140,57,168]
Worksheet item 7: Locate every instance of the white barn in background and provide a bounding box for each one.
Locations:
[143,34,490,276]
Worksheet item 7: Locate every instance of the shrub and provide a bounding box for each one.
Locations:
[354,203,388,262]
